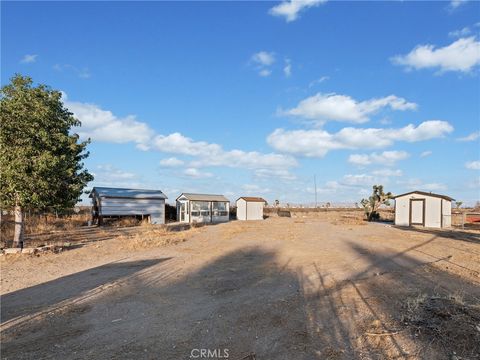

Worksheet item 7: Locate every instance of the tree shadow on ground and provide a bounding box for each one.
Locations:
[299,238,480,359]
[1,258,170,324]
[394,226,480,245]
[1,243,479,360]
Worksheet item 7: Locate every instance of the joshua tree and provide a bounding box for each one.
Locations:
[361,185,392,221]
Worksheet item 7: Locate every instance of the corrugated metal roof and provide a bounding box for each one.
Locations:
[176,193,229,202]
[237,197,266,203]
[90,187,168,199]
[392,191,454,201]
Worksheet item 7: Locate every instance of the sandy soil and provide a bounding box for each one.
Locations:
[1,217,479,359]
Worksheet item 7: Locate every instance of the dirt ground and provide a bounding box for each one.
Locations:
[1,217,479,360]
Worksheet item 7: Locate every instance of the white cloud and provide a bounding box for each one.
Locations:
[399,178,448,192]
[183,168,213,179]
[284,59,292,77]
[159,157,184,167]
[251,51,275,66]
[465,161,480,170]
[267,120,453,157]
[254,168,297,181]
[95,164,137,180]
[391,37,480,73]
[420,150,433,157]
[259,69,272,77]
[457,131,480,141]
[449,0,468,9]
[308,76,329,88]
[54,64,91,78]
[242,184,271,194]
[153,132,297,171]
[422,183,448,191]
[67,99,154,146]
[348,150,409,166]
[342,174,376,187]
[251,51,276,77]
[372,169,403,177]
[281,93,417,124]
[68,97,297,174]
[269,0,327,22]
[90,164,148,189]
[449,26,472,38]
[20,54,38,64]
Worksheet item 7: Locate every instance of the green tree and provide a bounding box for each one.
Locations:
[455,201,463,209]
[0,74,93,247]
[361,185,392,221]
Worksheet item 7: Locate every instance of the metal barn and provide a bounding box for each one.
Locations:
[89,187,168,225]
[176,193,230,224]
[392,191,453,228]
[236,197,266,221]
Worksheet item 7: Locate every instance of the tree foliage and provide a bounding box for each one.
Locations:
[0,74,93,213]
[360,185,392,221]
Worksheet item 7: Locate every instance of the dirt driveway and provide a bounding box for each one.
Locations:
[1,218,479,359]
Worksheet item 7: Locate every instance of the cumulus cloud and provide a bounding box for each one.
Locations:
[457,131,480,141]
[420,150,433,157]
[251,51,275,66]
[267,120,453,157]
[251,51,276,77]
[254,168,297,181]
[391,37,480,73]
[449,0,468,9]
[308,76,329,88]
[152,133,297,172]
[20,54,38,64]
[284,59,292,77]
[465,160,480,170]
[281,93,417,124]
[372,169,403,177]
[449,26,472,38]
[159,157,184,167]
[348,150,409,166]
[341,174,376,187]
[67,99,154,146]
[183,168,213,179]
[67,97,297,175]
[54,64,91,78]
[269,0,327,22]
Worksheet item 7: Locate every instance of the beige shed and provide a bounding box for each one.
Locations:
[236,197,266,221]
[392,191,454,228]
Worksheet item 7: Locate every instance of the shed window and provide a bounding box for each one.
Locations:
[213,202,228,216]
[192,201,210,217]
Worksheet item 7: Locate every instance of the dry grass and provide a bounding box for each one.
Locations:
[401,292,480,358]
[1,212,90,247]
[116,225,203,250]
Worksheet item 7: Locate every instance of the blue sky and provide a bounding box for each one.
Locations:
[2,0,480,205]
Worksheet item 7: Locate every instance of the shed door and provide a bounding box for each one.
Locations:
[410,199,425,226]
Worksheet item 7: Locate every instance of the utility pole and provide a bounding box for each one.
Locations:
[314,175,318,208]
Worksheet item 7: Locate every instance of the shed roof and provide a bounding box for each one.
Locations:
[89,187,168,199]
[176,193,229,202]
[392,190,454,201]
[237,197,266,203]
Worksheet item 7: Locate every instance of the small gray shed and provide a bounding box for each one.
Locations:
[89,187,168,225]
[176,193,230,224]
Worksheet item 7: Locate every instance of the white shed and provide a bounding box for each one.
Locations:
[89,187,168,225]
[176,193,230,224]
[236,197,266,221]
[392,191,454,228]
